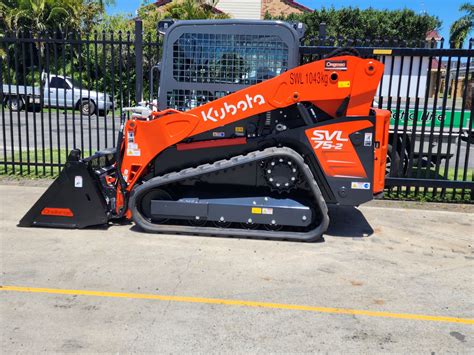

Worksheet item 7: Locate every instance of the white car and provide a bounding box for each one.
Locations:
[2,72,113,116]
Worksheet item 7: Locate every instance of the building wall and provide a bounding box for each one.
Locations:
[155,0,308,19]
[216,0,262,19]
[261,0,306,18]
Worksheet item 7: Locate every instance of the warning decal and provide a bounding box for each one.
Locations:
[351,182,371,190]
[74,176,83,188]
[262,208,273,215]
[364,132,373,146]
[127,142,141,156]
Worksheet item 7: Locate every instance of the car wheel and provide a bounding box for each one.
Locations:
[386,144,401,177]
[79,100,96,116]
[7,96,23,111]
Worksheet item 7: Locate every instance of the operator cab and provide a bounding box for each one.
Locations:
[157,19,304,112]
[155,20,321,140]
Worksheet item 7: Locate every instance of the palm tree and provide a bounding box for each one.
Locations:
[14,0,70,35]
[1,1,22,33]
[1,0,114,35]
[0,1,22,60]
[450,2,474,48]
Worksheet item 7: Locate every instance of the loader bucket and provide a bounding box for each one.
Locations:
[18,150,109,229]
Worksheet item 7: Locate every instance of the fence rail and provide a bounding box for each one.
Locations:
[1,20,472,202]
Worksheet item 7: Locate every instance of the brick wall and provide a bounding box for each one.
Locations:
[261,0,306,18]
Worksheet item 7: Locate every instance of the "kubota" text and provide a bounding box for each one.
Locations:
[201,94,266,122]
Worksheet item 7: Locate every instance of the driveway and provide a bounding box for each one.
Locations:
[1,184,473,352]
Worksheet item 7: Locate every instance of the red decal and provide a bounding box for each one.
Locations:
[176,137,247,151]
[41,208,74,217]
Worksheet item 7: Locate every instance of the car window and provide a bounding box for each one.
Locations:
[49,77,69,89]
[68,78,83,88]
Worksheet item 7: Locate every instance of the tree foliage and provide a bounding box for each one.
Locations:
[0,0,231,103]
[1,0,229,35]
[0,0,114,35]
[266,7,441,43]
[450,2,474,48]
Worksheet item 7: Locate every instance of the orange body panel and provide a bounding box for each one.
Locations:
[305,120,373,178]
[373,109,391,193]
[117,56,389,213]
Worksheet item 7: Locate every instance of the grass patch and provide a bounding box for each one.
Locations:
[406,166,473,181]
[385,167,473,203]
[384,187,472,203]
[0,148,93,178]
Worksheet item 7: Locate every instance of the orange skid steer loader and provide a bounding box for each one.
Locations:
[19,20,390,242]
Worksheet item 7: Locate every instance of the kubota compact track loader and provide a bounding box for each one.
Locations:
[19,20,390,241]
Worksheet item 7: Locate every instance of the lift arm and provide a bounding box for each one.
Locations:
[119,56,384,192]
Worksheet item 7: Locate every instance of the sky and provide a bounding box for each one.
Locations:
[106,0,469,41]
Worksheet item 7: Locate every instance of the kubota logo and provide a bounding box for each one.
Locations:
[201,94,266,122]
[311,129,348,150]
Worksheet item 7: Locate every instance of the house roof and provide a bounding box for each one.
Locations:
[281,0,313,12]
[426,29,442,41]
[154,0,172,6]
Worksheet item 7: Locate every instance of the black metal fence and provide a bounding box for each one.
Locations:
[300,34,474,201]
[1,20,473,202]
[0,20,161,176]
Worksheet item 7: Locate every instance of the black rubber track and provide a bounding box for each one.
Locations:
[129,147,330,242]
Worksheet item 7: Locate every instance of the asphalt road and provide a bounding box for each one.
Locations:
[1,184,473,352]
[0,109,121,156]
[0,109,473,170]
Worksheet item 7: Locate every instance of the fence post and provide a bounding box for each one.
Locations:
[318,22,326,43]
[135,19,143,104]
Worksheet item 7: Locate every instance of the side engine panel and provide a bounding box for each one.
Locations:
[304,117,375,206]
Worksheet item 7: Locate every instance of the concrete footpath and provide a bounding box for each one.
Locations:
[1,184,473,353]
